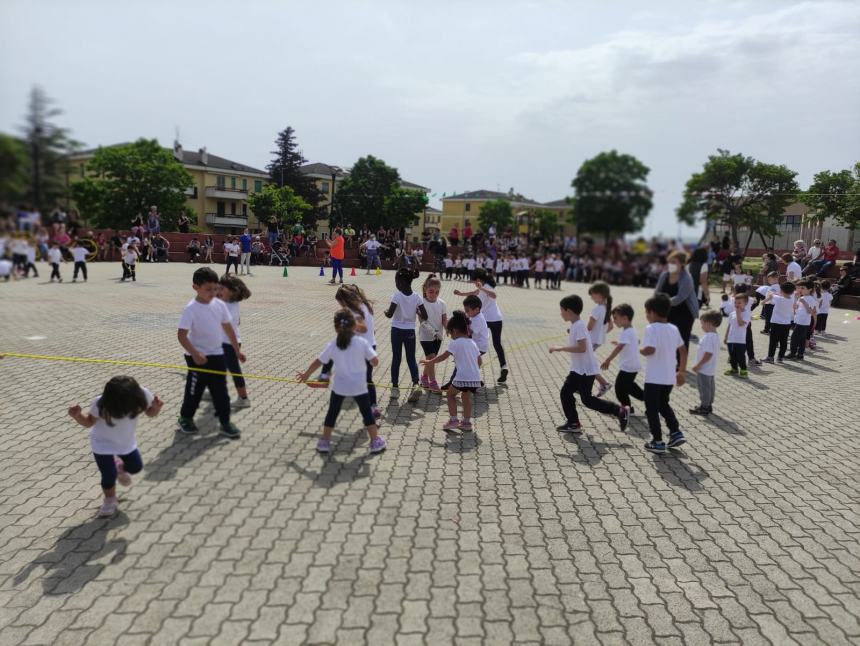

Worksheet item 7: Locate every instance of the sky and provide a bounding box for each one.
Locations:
[2,0,858,239]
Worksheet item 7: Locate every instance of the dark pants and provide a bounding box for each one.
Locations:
[321,344,377,406]
[24,261,38,277]
[94,449,143,490]
[323,392,375,428]
[222,343,245,389]
[762,303,774,333]
[73,261,87,280]
[226,257,239,273]
[816,313,828,333]
[50,262,61,280]
[331,258,343,281]
[745,324,756,361]
[790,323,809,357]
[180,354,230,425]
[560,372,620,425]
[366,253,380,270]
[644,383,679,443]
[391,328,419,386]
[768,323,790,359]
[728,343,747,371]
[486,320,507,368]
[122,262,136,280]
[614,370,644,407]
[669,305,694,366]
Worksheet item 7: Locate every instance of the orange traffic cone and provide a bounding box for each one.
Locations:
[350,265,356,277]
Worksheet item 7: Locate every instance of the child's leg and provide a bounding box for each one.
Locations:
[223,344,247,398]
[118,449,143,476]
[818,313,828,333]
[93,453,118,498]
[699,374,715,409]
[404,330,419,384]
[728,344,739,371]
[776,324,789,358]
[461,391,473,422]
[763,303,774,333]
[643,383,664,442]
[767,326,778,359]
[745,325,756,360]
[735,343,747,371]
[789,325,803,356]
[366,353,377,408]
[423,352,437,381]
[180,355,207,419]
[446,388,458,418]
[390,329,404,386]
[354,394,379,440]
[487,321,507,369]
[559,372,580,424]
[614,371,632,407]
[658,386,681,435]
[322,392,346,439]
[206,356,231,426]
[577,374,621,416]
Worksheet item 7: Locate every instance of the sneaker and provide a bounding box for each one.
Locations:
[724,369,738,376]
[369,436,386,454]
[596,381,612,398]
[371,406,382,421]
[407,386,421,403]
[428,380,441,394]
[328,279,336,285]
[98,497,118,517]
[785,354,797,360]
[420,375,431,389]
[459,421,473,432]
[220,422,241,440]
[309,374,330,389]
[115,458,132,487]
[618,406,630,432]
[763,357,774,363]
[176,417,199,434]
[777,357,784,363]
[689,406,711,415]
[759,330,770,335]
[668,432,686,449]
[644,441,667,455]
[498,367,509,384]
[231,397,251,409]
[442,418,460,431]
[316,438,332,453]
[739,369,749,378]
[556,421,583,433]
[751,358,762,366]
[390,386,400,400]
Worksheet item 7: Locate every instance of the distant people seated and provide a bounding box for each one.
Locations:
[187,238,201,262]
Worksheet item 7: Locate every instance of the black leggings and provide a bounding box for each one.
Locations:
[180,354,230,425]
[560,372,620,425]
[226,257,239,273]
[222,343,245,389]
[324,392,375,428]
[94,450,143,490]
[816,313,828,333]
[486,320,507,368]
[644,383,679,443]
[391,328,419,386]
[790,323,809,357]
[767,323,790,359]
[322,345,377,407]
[73,261,87,280]
[614,370,644,407]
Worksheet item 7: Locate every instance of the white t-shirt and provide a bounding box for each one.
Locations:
[419,298,446,342]
[794,294,816,326]
[696,332,719,376]
[364,240,381,253]
[219,299,241,343]
[226,242,239,257]
[785,261,802,281]
[770,294,795,325]
[732,273,752,286]
[469,312,489,353]
[819,292,833,314]
[588,304,607,346]
[478,289,502,323]
[448,337,481,385]
[318,336,377,397]
[465,258,476,270]
[554,259,564,273]
[535,260,544,272]
[178,298,231,356]
[71,246,87,262]
[617,326,641,373]
[89,387,154,455]
[47,248,62,263]
[356,303,376,348]
[0,259,12,276]
[727,311,748,344]
[641,322,683,385]
[720,300,734,316]
[567,319,599,376]
[443,257,453,268]
[124,250,137,265]
[390,291,422,330]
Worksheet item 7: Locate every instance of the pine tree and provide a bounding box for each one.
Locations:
[266,127,321,226]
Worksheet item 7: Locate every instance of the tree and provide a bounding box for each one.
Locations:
[534,209,560,241]
[247,183,311,227]
[266,127,321,226]
[70,138,194,230]
[0,133,29,204]
[333,155,426,230]
[678,149,799,251]
[477,199,513,234]
[802,164,860,250]
[572,150,653,243]
[19,86,79,210]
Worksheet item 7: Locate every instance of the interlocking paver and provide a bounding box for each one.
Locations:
[1,263,860,644]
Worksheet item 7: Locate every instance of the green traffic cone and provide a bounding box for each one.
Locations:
[282,265,289,277]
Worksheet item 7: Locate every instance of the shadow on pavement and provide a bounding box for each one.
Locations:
[557,433,633,465]
[422,431,483,454]
[700,413,746,435]
[286,452,372,488]
[144,431,228,482]
[12,513,130,595]
[650,451,710,492]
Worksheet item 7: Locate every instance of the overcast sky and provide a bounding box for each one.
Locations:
[2,0,858,238]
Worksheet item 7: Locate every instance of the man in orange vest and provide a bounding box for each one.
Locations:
[326,228,346,284]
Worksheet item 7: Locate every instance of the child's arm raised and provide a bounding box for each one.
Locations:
[600,342,624,371]
[178,329,206,366]
[145,396,164,417]
[221,323,246,363]
[477,283,497,299]
[453,288,478,297]
[420,350,451,366]
[67,404,96,428]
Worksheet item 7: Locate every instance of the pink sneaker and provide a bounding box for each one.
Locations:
[115,458,132,487]
[442,418,460,431]
[429,380,441,394]
[420,375,431,389]
[98,497,118,517]
[458,420,473,432]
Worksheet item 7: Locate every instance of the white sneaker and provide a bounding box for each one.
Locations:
[407,386,421,403]
[98,497,118,517]
[115,458,132,487]
[231,397,251,409]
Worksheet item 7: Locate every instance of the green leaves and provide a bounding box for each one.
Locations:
[477,199,514,234]
[247,183,311,226]
[801,167,858,230]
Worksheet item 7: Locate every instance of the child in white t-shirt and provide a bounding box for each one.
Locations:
[640,294,687,454]
[816,280,833,335]
[419,274,448,393]
[690,310,721,415]
[217,275,252,408]
[121,244,138,282]
[298,309,385,454]
[599,304,644,414]
[533,257,545,288]
[763,281,796,362]
[724,293,750,376]
[422,311,482,432]
[71,241,88,282]
[550,294,629,433]
[0,258,13,282]
[788,281,817,360]
[224,237,240,275]
[384,268,428,401]
[67,376,163,517]
[48,242,63,282]
[720,294,733,317]
[587,282,614,397]
[455,268,509,383]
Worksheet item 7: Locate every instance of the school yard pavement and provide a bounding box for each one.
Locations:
[1,262,859,646]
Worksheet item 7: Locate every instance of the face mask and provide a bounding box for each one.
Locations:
[668,263,679,274]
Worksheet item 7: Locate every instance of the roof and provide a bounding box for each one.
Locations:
[443,189,545,207]
[543,198,572,208]
[400,179,429,192]
[299,162,349,179]
[424,205,442,213]
[69,142,267,176]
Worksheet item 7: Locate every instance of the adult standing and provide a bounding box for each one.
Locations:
[266,217,279,247]
[654,250,698,365]
[147,206,161,235]
[449,224,460,247]
[239,229,253,276]
[177,213,191,233]
[326,227,346,285]
[361,234,383,274]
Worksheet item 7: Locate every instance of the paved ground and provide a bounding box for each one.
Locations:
[1,261,859,646]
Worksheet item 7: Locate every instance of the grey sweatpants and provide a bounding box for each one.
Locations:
[697,373,715,408]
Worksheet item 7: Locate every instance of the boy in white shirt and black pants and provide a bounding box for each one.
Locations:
[763,281,795,363]
[47,242,63,282]
[71,241,88,282]
[788,280,816,360]
[599,304,644,412]
[724,294,750,377]
[177,267,245,439]
[640,294,687,454]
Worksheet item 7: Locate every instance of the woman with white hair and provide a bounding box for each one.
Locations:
[361,235,384,274]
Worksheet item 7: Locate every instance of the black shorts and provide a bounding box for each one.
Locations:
[421,339,442,356]
[450,385,478,393]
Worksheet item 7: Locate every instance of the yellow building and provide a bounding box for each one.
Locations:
[440,190,574,238]
[67,141,269,234]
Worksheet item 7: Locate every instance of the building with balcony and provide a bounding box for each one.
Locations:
[440,190,575,239]
[67,141,269,234]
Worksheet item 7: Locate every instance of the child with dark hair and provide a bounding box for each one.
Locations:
[690,310,721,415]
[640,293,687,454]
[455,268,509,382]
[724,293,750,377]
[422,310,482,432]
[587,281,614,397]
[176,267,245,439]
[788,281,816,360]
[600,303,644,413]
[763,281,796,362]
[218,274,252,408]
[550,295,630,433]
[419,274,448,393]
[384,268,428,402]
[68,376,164,517]
[733,284,761,366]
[816,280,833,335]
[297,309,385,454]
[756,271,780,335]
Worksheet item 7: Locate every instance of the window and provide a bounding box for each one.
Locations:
[784,214,801,229]
[231,176,236,189]
[217,201,225,216]
[242,178,247,191]
[230,202,236,215]
[254,180,262,193]
[320,181,330,195]
[216,175,226,189]
[465,203,471,212]
[242,204,247,216]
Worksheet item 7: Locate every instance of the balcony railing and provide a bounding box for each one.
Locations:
[205,185,249,199]
[205,213,249,227]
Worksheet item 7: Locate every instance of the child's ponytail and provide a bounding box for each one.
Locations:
[334,309,356,350]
